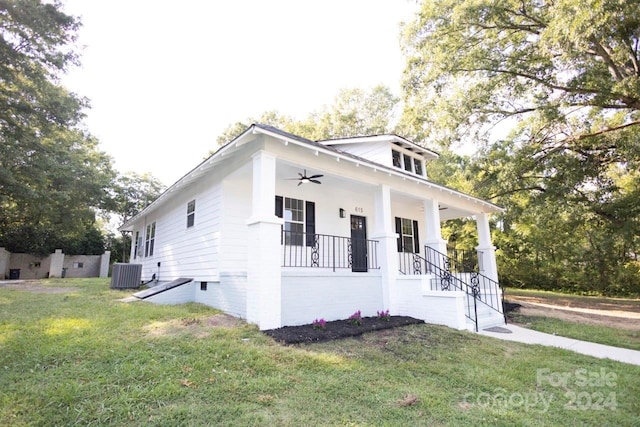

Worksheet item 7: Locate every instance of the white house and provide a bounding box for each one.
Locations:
[120,124,505,332]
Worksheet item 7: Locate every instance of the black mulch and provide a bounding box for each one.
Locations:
[263,316,425,344]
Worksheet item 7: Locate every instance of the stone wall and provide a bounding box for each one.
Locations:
[0,248,111,280]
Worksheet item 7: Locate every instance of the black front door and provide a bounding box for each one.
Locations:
[350,215,368,272]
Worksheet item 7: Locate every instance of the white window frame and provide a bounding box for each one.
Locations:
[284,197,304,246]
[145,222,156,257]
[187,200,196,228]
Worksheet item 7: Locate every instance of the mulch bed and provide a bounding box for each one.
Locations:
[264,316,424,344]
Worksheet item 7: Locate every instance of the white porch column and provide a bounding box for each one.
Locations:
[246,151,283,330]
[475,212,499,282]
[372,185,398,312]
[423,199,448,256]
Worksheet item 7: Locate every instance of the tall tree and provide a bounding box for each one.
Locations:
[400,0,640,295]
[0,1,116,254]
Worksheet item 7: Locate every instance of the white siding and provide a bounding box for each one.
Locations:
[336,141,391,166]
[220,176,251,273]
[129,179,222,282]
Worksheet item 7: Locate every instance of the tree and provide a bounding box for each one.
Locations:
[400,0,640,295]
[401,0,640,147]
[110,172,165,262]
[0,1,116,255]
[215,85,400,147]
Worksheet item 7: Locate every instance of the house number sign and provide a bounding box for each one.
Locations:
[354,207,364,213]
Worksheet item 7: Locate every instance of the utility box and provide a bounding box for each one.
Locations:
[110,263,142,289]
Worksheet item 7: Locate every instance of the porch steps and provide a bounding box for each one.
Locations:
[466,296,506,331]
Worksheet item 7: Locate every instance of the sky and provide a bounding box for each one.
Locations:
[61,0,419,186]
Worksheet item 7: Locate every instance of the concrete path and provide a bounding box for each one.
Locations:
[479,324,640,366]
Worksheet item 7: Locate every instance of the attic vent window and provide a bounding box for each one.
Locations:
[392,150,401,168]
[413,158,423,176]
[403,154,412,172]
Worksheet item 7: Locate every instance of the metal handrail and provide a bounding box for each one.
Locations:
[398,251,477,328]
[425,246,505,329]
[282,231,379,271]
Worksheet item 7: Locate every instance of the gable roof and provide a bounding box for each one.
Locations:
[120,124,502,231]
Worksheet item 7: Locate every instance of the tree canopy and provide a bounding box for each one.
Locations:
[0,0,116,255]
[401,0,640,295]
[215,85,399,146]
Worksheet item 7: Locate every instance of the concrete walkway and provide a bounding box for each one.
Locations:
[479,324,640,366]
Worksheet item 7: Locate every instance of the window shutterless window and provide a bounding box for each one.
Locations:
[403,154,413,172]
[187,200,195,228]
[145,222,156,257]
[134,231,140,259]
[413,158,423,176]
[392,150,401,168]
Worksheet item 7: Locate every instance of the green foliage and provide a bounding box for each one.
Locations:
[402,0,640,296]
[215,85,399,147]
[0,1,117,255]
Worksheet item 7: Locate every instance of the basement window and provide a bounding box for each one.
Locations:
[200,281,207,291]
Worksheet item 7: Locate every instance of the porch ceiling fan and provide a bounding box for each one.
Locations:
[287,169,323,186]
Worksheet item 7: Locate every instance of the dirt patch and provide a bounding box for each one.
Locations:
[0,280,78,294]
[506,295,640,331]
[264,316,424,344]
[143,314,245,338]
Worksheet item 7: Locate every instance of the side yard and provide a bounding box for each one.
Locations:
[506,289,640,351]
[1,279,639,426]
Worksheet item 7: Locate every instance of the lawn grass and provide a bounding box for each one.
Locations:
[508,313,640,351]
[505,288,640,308]
[1,278,639,426]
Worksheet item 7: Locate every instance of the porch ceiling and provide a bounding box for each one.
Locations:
[274,158,479,221]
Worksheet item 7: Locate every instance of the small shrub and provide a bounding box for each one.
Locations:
[312,318,326,330]
[348,310,362,326]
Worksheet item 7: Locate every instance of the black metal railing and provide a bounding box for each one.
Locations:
[398,251,477,326]
[446,247,479,273]
[425,246,504,331]
[398,247,505,331]
[282,231,379,272]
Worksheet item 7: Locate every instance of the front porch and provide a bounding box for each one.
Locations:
[279,227,505,331]
[245,149,503,330]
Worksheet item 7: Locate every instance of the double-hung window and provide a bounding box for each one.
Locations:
[145,222,156,257]
[134,231,140,259]
[187,200,196,228]
[275,196,316,246]
[395,217,420,253]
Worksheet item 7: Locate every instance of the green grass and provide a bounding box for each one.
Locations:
[508,313,640,351]
[1,279,639,426]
